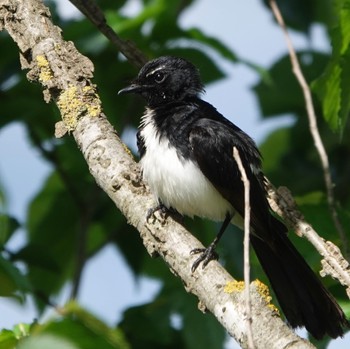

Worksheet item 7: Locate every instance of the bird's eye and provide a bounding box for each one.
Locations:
[153,71,166,83]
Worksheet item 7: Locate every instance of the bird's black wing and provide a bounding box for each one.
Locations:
[188,111,275,240]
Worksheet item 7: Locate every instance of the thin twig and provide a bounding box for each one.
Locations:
[68,0,148,68]
[268,0,348,256]
[233,147,254,349]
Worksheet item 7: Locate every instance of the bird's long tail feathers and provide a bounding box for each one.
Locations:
[250,217,349,339]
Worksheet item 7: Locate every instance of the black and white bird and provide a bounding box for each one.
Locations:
[119,56,349,339]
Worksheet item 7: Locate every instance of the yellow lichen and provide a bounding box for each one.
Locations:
[253,279,280,315]
[224,279,280,315]
[83,86,102,117]
[82,86,93,93]
[36,55,53,82]
[224,280,245,293]
[123,143,133,157]
[87,104,100,117]
[57,86,82,131]
[57,85,102,132]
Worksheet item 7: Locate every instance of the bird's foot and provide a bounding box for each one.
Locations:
[190,242,219,272]
[146,203,184,223]
[146,203,169,222]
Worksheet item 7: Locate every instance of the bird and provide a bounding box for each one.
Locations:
[118,55,349,339]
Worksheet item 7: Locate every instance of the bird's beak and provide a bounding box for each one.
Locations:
[118,83,142,95]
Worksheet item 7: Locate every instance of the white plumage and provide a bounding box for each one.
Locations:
[139,109,236,222]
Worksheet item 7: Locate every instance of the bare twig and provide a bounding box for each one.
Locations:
[233,147,254,349]
[268,0,348,255]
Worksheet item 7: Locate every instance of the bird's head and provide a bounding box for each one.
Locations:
[118,56,204,107]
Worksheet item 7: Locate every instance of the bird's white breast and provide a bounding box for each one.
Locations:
[139,109,234,221]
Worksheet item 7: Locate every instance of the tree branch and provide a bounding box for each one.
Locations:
[0,0,327,347]
[68,0,148,68]
[266,180,350,298]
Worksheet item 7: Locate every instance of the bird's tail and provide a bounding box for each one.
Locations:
[250,217,349,339]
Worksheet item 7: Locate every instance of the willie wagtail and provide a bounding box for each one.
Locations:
[119,56,349,339]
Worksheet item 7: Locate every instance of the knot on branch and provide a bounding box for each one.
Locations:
[320,241,350,294]
[266,180,304,231]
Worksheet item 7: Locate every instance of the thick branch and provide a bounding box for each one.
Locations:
[0,0,316,347]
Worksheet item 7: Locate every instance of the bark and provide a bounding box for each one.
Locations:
[0,0,316,348]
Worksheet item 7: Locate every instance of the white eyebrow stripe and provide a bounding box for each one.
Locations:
[146,65,167,77]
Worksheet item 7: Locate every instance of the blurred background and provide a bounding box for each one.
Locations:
[1,0,350,348]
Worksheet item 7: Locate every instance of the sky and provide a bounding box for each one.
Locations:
[0,0,348,348]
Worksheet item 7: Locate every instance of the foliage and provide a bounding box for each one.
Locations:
[0,302,130,349]
[312,0,350,133]
[0,0,350,348]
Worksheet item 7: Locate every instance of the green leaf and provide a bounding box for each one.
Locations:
[12,323,31,339]
[0,214,20,246]
[119,300,184,348]
[18,334,79,349]
[13,244,61,273]
[106,0,165,35]
[312,0,350,133]
[62,301,130,349]
[0,329,18,349]
[0,254,31,298]
[14,302,130,349]
[181,297,225,349]
[112,219,148,276]
[259,120,333,196]
[25,172,79,304]
[262,0,332,33]
[185,28,237,63]
[0,319,32,348]
[254,51,329,118]
[260,128,291,173]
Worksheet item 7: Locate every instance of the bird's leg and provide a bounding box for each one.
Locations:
[191,213,233,272]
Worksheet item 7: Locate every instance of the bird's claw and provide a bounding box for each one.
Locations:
[146,203,169,222]
[190,244,219,272]
[146,204,184,223]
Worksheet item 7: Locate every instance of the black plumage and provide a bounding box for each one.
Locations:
[119,56,349,339]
